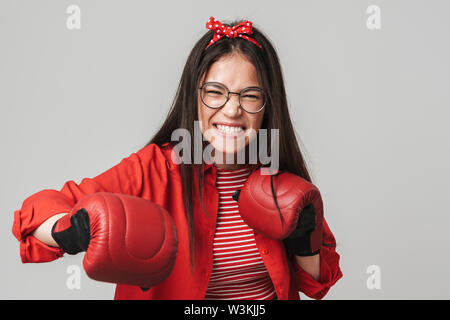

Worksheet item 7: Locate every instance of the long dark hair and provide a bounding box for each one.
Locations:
[146,18,312,269]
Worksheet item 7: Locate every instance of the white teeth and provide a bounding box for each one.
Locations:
[216,124,244,134]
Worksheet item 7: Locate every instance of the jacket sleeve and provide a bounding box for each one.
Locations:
[291,217,343,300]
[12,143,169,263]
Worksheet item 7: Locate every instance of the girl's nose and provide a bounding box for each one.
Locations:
[221,93,242,117]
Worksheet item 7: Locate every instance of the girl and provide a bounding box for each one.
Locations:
[12,16,342,300]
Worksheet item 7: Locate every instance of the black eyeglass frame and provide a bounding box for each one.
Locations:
[198,82,267,114]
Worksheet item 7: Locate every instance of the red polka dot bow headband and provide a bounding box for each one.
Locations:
[205,16,262,50]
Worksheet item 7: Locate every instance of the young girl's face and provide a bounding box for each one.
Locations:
[197,53,265,156]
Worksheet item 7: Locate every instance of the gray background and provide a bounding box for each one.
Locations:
[1,0,449,299]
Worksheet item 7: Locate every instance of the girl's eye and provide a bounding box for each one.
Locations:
[206,90,224,95]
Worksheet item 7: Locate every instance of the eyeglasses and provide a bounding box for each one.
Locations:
[198,82,266,114]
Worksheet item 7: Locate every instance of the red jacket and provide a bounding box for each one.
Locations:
[12,142,343,300]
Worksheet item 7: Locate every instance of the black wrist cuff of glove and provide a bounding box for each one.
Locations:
[283,204,321,256]
[51,208,91,255]
[283,234,321,256]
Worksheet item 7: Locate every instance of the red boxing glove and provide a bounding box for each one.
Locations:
[233,168,323,256]
[51,192,178,288]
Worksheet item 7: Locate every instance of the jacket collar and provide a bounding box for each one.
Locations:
[202,162,215,173]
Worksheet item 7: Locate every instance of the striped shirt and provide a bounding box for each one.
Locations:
[205,165,276,300]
